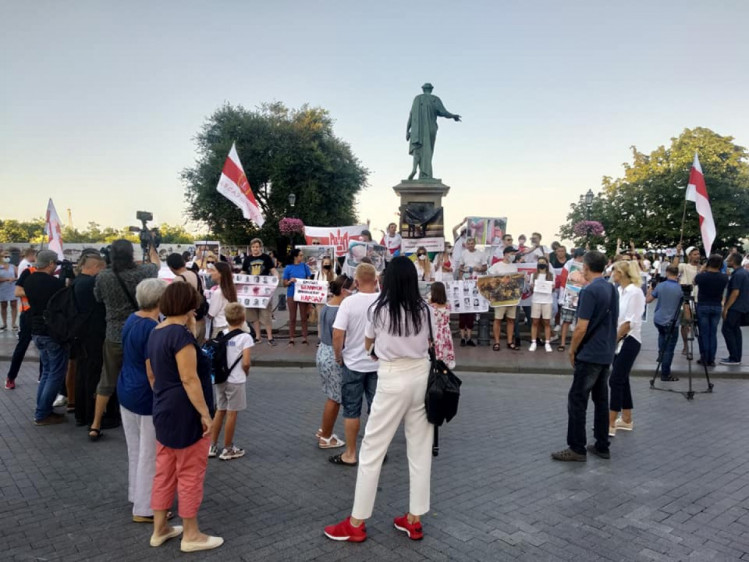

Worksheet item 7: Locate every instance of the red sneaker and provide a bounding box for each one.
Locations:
[393,514,423,540]
[4,379,15,390]
[323,517,367,542]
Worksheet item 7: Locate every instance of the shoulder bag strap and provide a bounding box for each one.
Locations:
[113,271,138,310]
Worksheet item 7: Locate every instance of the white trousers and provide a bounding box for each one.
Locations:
[121,406,157,517]
[351,357,433,520]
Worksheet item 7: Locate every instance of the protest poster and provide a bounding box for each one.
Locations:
[476,274,524,307]
[561,262,585,309]
[445,280,489,313]
[194,240,221,269]
[534,279,554,295]
[516,265,538,306]
[304,225,366,257]
[401,237,445,255]
[294,279,329,304]
[399,203,444,238]
[228,274,279,309]
[295,245,337,274]
[343,241,387,276]
[466,217,507,246]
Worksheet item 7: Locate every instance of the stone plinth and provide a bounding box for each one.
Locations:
[393,179,450,239]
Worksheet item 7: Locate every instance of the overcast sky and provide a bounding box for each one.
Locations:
[2,0,748,244]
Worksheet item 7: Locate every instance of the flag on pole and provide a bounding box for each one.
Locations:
[216,142,265,227]
[684,152,716,256]
[45,198,64,260]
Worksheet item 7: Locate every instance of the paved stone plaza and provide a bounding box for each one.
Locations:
[2,363,749,561]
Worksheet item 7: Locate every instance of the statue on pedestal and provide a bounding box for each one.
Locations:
[406,83,461,180]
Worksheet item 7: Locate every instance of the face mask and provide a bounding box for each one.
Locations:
[323,264,331,270]
[2,258,9,263]
[418,255,426,260]
[538,264,547,270]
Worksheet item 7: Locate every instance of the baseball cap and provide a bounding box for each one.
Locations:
[36,250,59,268]
[573,248,585,258]
[503,246,517,255]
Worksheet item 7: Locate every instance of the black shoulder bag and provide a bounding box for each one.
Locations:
[425,306,463,425]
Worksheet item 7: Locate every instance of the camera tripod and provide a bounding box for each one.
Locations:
[650,293,714,400]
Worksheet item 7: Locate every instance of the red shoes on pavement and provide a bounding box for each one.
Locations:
[393,514,424,540]
[323,517,367,542]
[324,514,423,542]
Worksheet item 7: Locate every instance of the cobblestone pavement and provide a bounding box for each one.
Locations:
[2,363,749,561]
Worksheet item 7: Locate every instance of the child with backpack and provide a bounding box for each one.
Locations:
[208,303,254,460]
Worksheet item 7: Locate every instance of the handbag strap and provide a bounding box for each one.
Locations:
[425,305,436,361]
[113,271,138,310]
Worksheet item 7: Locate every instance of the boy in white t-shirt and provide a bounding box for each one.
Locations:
[209,303,254,461]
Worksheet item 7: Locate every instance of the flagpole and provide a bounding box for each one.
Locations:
[678,198,688,246]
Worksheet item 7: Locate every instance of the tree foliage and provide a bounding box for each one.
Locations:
[0,219,46,243]
[181,102,369,245]
[559,127,749,253]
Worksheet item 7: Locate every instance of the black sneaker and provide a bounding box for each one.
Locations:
[586,444,610,459]
[551,448,586,462]
[466,339,476,347]
[460,338,466,347]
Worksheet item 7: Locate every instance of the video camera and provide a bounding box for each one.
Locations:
[129,211,161,262]
[129,211,161,253]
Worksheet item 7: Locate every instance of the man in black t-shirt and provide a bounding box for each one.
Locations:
[241,238,279,345]
[17,250,67,425]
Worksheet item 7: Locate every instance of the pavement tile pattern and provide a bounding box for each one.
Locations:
[2,362,749,561]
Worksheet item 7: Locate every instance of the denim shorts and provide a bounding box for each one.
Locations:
[341,365,378,419]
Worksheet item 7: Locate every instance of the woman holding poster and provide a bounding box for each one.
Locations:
[528,258,555,352]
[283,249,313,345]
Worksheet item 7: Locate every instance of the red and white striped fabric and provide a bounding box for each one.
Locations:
[216,142,265,227]
[684,152,716,256]
[45,198,64,260]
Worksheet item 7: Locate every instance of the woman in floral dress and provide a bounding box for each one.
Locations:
[429,282,455,369]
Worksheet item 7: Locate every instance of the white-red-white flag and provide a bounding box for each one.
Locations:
[684,152,716,256]
[216,142,265,227]
[45,198,64,260]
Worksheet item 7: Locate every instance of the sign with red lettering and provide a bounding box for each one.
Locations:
[293,279,328,304]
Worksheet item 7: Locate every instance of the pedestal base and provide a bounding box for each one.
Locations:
[393,179,450,239]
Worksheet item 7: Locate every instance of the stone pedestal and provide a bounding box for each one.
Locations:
[393,179,450,239]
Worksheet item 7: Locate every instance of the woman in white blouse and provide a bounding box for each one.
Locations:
[609,261,646,436]
[323,256,434,543]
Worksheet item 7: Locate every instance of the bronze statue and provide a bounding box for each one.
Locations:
[406,83,461,180]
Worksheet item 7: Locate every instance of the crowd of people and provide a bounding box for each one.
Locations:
[1,227,748,549]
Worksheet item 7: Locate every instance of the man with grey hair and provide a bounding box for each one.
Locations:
[16,250,67,425]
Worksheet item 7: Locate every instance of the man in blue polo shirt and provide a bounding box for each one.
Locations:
[721,253,749,365]
[647,266,683,381]
[552,251,618,462]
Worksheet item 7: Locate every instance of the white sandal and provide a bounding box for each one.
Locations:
[318,434,345,449]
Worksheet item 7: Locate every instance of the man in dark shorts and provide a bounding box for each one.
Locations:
[241,238,279,345]
[552,251,618,462]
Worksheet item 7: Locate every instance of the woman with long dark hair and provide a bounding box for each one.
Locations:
[324,256,434,543]
[207,262,238,338]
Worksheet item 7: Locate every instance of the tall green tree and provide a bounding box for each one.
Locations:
[0,219,46,243]
[559,127,749,253]
[182,102,369,245]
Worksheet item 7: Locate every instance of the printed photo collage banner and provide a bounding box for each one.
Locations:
[231,274,279,309]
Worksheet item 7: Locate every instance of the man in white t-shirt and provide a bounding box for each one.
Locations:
[457,237,487,346]
[380,223,402,257]
[209,303,254,461]
[487,246,519,350]
[519,232,549,263]
[17,248,36,276]
[331,263,379,467]
[673,244,702,355]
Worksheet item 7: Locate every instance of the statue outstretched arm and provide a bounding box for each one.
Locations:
[434,97,462,121]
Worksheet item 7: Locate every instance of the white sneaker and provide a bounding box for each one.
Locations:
[219,446,246,460]
[615,419,633,431]
[609,426,616,437]
[553,324,561,333]
[528,342,537,352]
[544,342,552,353]
[549,334,560,343]
[53,394,67,407]
[208,444,218,458]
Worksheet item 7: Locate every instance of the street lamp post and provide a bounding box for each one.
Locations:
[585,189,594,248]
[288,192,296,213]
